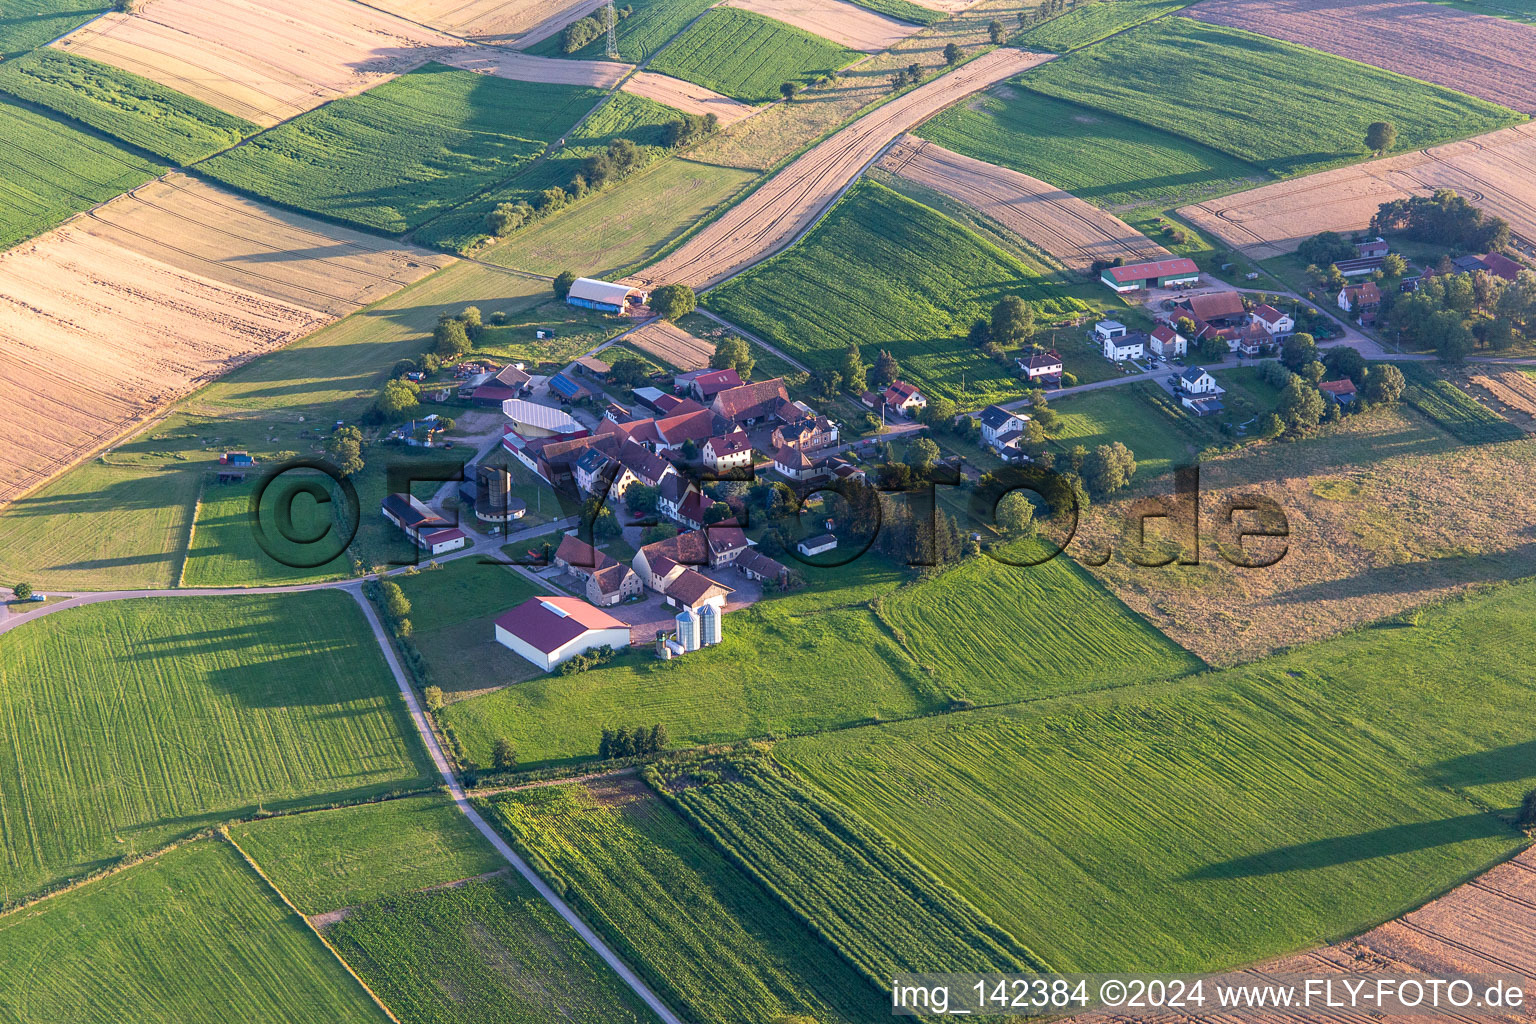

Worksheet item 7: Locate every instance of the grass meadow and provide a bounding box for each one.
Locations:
[524,0,717,62]
[652,754,1043,979]
[0,50,255,163]
[0,0,105,57]
[0,592,431,901]
[917,88,1262,210]
[0,95,162,248]
[648,7,861,104]
[1047,383,1207,479]
[778,576,1536,972]
[1015,0,1191,51]
[395,558,546,697]
[0,839,387,1024]
[481,779,889,1024]
[200,65,603,234]
[1018,18,1526,177]
[180,472,354,588]
[706,181,1090,408]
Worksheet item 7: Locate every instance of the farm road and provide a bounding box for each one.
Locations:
[625,46,1058,292]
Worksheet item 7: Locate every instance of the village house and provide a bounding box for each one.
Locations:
[1177,367,1225,417]
[675,367,742,402]
[862,380,926,419]
[1018,349,1064,384]
[769,412,838,453]
[494,596,630,672]
[1148,323,1187,358]
[1101,328,1147,362]
[1251,304,1295,342]
[633,527,750,592]
[1318,378,1358,405]
[703,430,754,473]
[978,405,1029,454]
[657,475,700,527]
[772,445,818,481]
[1338,281,1382,324]
[712,378,791,427]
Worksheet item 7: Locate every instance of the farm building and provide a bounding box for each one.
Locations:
[1334,256,1385,277]
[712,378,791,426]
[566,278,648,314]
[1356,237,1390,259]
[631,386,668,412]
[1018,349,1064,383]
[1100,257,1200,292]
[574,355,610,378]
[219,450,255,466]
[798,534,838,557]
[472,364,531,405]
[664,568,733,613]
[493,596,631,672]
[1318,378,1358,405]
[1177,292,1247,325]
[470,464,526,525]
[502,398,583,438]
[634,527,750,591]
[735,549,789,586]
[381,493,449,546]
[548,372,591,403]
[418,528,467,556]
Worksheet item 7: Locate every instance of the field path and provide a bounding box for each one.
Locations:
[438,45,630,87]
[625,47,1057,291]
[878,134,1169,270]
[621,71,757,127]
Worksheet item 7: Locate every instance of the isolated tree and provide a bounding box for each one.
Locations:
[841,343,868,394]
[553,270,578,300]
[1518,788,1536,829]
[492,738,519,772]
[710,334,755,379]
[1280,332,1317,371]
[811,368,843,401]
[12,582,32,601]
[780,81,801,102]
[625,483,659,518]
[486,201,533,236]
[650,283,696,321]
[1260,411,1285,438]
[918,394,956,426]
[1365,121,1397,156]
[606,351,650,389]
[325,426,365,478]
[872,349,900,388]
[1082,442,1136,497]
[375,378,420,419]
[944,42,962,65]
[1365,363,1405,405]
[995,491,1035,536]
[990,296,1036,347]
[381,581,411,623]
[904,436,941,471]
[423,686,445,713]
[1278,377,1325,433]
[458,306,483,340]
[988,18,1005,43]
[434,316,471,359]
[1382,252,1408,278]
[1324,345,1367,385]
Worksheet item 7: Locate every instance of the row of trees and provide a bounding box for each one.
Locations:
[599,722,668,759]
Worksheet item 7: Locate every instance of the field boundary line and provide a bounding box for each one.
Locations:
[176,474,205,588]
[221,828,404,1024]
[347,588,688,1024]
[0,831,208,920]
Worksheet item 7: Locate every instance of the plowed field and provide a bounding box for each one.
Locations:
[624,319,715,369]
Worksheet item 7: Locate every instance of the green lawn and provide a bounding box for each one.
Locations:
[778,577,1536,973]
[0,94,162,248]
[1015,0,1191,50]
[0,839,387,1024]
[0,592,432,901]
[1018,18,1526,178]
[0,50,255,163]
[523,0,717,62]
[648,7,861,104]
[394,557,548,697]
[229,794,506,915]
[480,780,888,1024]
[652,754,1043,980]
[199,65,603,234]
[707,181,1090,408]
[917,88,1262,209]
[0,0,106,58]
[1049,383,1206,479]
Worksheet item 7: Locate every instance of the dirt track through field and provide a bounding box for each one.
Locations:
[624,319,715,369]
[1179,123,1536,259]
[0,174,451,506]
[627,47,1056,291]
[1069,845,1536,1023]
[621,71,757,126]
[1185,0,1536,114]
[725,0,920,51]
[880,134,1167,270]
[437,43,629,86]
[52,0,460,126]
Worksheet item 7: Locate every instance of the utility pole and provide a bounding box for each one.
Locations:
[605,1,618,60]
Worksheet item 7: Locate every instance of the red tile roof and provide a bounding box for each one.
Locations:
[1252,304,1287,325]
[665,568,732,607]
[1181,292,1246,321]
[712,378,789,422]
[494,596,626,654]
[1105,257,1199,283]
[706,430,752,457]
[1318,378,1358,396]
[690,368,742,398]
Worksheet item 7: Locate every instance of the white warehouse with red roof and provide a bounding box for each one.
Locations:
[494,596,631,672]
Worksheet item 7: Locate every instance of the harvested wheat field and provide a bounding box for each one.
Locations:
[630,47,1055,291]
[624,319,714,369]
[1180,123,1536,259]
[363,0,604,44]
[0,176,451,505]
[438,44,628,86]
[1070,847,1536,1024]
[621,71,757,126]
[52,0,457,127]
[1471,372,1536,425]
[725,0,919,51]
[1186,0,1536,114]
[880,134,1167,270]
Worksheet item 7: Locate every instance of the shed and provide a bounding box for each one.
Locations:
[566,278,647,314]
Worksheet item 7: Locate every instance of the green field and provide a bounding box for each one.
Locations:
[0,839,387,1024]
[648,8,860,104]
[482,781,888,1024]
[200,65,602,234]
[180,472,354,588]
[1016,0,1191,50]
[0,94,162,247]
[653,754,1043,979]
[1048,383,1206,478]
[848,0,944,24]
[229,795,506,915]
[1019,18,1526,177]
[416,91,686,252]
[918,87,1261,209]
[779,577,1536,972]
[0,592,431,900]
[524,0,717,62]
[0,0,105,57]
[707,181,1089,407]
[395,557,547,697]
[1399,366,1524,444]
[0,50,255,163]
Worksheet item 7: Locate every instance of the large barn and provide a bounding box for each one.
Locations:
[493,596,631,671]
[566,278,649,314]
[1100,257,1201,292]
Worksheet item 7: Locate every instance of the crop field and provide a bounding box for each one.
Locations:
[1187,0,1536,114]
[200,66,602,235]
[363,0,603,43]
[624,318,716,370]
[51,0,457,126]
[647,7,861,105]
[1179,123,1536,259]
[707,182,1088,407]
[0,50,256,163]
[324,872,656,1024]
[917,87,1261,210]
[1400,365,1524,444]
[0,0,106,57]
[0,95,161,249]
[482,777,889,1024]
[652,754,1044,979]
[414,90,685,252]
[1048,383,1207,478]
[524,0,718,62]
[724,0,920,51]
[1017,0,1192,51]
[779,574,1536,971]
[0,592,431,900]
[1470,371,1536,425]
[1019,18,1526,177]
[0,839,387,1024]
[846,0,945,25]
